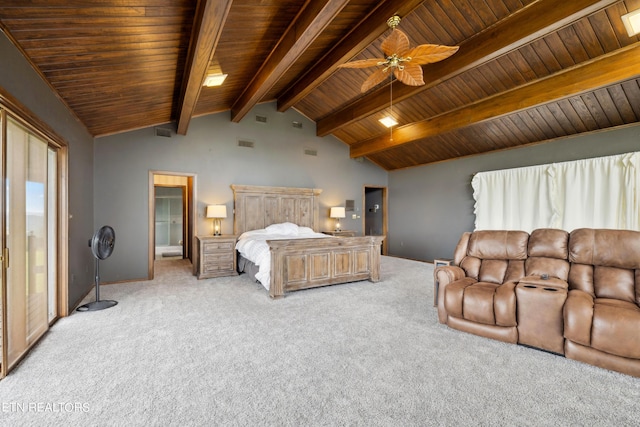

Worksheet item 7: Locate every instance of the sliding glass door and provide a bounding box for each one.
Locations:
[2,113,58,374]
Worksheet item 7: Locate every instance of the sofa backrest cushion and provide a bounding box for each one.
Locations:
[528,228,569,259]
[467,230,529,260]
[526,228,570,280]
[458,230,528,284]
[569,228,640,269]
[568,228,640,304]
[460,258,525,284]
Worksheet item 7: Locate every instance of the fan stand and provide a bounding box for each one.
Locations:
[78,225,118,312]
[77,256,118,312]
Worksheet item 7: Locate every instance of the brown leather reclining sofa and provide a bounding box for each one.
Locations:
[435,228,640,378]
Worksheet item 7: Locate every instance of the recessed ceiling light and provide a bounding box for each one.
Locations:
[203,73,228,87]
[379,116,398,128]
[622,9,640,37]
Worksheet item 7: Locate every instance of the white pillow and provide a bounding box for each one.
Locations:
[298,226,316,235]
[265,222,299,235]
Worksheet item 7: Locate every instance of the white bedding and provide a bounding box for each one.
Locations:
[235,222,330,290]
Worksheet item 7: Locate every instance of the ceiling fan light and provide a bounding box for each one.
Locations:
[622,9,640,37]
[203,73,228,87]
[379,116,398,128]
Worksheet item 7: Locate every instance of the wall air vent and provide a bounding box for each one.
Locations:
[255,115,268,124]
[304,148,318,157]
[237,139,255,148]
[292,121,303,129]
[155,127,172,138]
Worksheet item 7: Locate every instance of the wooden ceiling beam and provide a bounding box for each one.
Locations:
[317,0,618,137]
[276,0,425,113]
[176,0,232,135]
[230,0,350,123]
[350,42,640,158]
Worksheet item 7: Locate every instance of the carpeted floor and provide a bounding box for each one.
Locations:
[1,256,639,426]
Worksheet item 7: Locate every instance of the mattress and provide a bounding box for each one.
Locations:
[235,222,330,290]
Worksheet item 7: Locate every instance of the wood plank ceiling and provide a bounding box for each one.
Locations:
[1,0,639,171]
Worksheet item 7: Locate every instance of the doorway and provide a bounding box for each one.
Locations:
[155,186,185,259]
[363,186,388,255]
[148,172,196,279]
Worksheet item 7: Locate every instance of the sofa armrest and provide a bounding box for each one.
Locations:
[435,266,471,324]
[435,265,466,286]
[563,289,594,346]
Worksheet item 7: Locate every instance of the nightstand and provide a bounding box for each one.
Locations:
[433,258,453,306]
[322,230,356,237]
[195,235,238,279]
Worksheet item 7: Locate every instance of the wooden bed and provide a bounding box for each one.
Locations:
[231,184,385,298]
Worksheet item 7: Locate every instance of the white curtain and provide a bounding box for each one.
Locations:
[472,152,640,232]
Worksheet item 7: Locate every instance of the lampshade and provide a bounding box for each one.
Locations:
[206,205,227,219]
[330,207,346,219]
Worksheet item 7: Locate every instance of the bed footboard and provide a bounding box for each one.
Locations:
[267,236,385,298]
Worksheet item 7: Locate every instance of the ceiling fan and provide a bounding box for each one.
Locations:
[339,16,459,93]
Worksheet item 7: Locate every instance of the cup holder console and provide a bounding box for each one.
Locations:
[515,276,569,355]
[522,284,558,292]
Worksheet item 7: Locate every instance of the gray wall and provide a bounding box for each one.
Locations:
[388,124,640,262]
[0,31,95,309]
[94,102,388,282]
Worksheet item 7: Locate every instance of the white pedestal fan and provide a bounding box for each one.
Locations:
[77,225,118,311]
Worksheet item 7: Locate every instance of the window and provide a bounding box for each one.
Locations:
[0,103,65,378]
[472,152,640,232]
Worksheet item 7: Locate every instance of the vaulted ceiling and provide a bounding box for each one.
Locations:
[1,0,639,171]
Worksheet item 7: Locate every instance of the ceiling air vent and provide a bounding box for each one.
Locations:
[155,127,172,138]
[292,121,303,129]
[237,139,255,148]
[255,115,268,124]
[304,148,318,157]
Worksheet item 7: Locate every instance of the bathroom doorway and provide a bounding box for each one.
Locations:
[154,186,185,260]
[148,172,196,279]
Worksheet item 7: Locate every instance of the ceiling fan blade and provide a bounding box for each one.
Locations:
[338,58,386,69]
[394,63,424,86]
[361,67,390,93]
[381,29,410,57]
[406,44,460,65]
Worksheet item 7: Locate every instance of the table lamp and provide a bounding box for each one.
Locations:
[206,204,227,236]
[330,207,346,232]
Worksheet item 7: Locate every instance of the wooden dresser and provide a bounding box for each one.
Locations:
[195,235,238,279]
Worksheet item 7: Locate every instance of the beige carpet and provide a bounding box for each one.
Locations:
[0,256,639,426]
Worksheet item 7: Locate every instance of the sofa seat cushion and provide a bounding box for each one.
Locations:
[445,280,517,327]
[591,299,640,359]
[464,282,498,325]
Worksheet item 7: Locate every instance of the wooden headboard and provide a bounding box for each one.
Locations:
[230,185,323,234]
